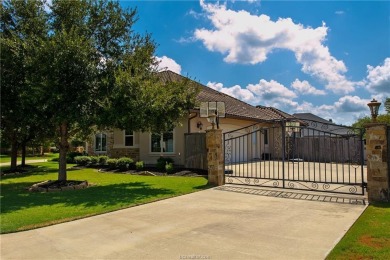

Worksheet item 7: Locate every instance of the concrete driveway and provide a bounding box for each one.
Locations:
[1,185,367,260]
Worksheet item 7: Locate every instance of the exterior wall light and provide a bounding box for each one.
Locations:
[367,99,381,123]
[196,121,203,130]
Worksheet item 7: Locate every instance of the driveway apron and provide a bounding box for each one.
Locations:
[1,186,367,260]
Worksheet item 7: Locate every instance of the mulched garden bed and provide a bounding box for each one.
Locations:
[28,180,89,192]
[1,165,35,176]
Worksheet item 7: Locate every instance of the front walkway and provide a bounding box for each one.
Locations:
[1,186,366,259]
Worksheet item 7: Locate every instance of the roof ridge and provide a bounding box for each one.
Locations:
[158,70,259,109]
[158,70,292,121]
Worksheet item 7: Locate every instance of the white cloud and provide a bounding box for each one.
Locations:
[207,82,255,103]
[156,56,182,74]
[334,95,369,112]
[206,77,371,125]
[247,79,297,100]
[366,57,390,94]
[335,11,345,15]
[291,79,326,95]
[292,96,371,125]
[195,1,358,94]
[207,78,298,111]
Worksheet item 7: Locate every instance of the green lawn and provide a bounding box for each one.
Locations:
[327,202,390,259]
[0,161,210,234]
[0,153,59,163]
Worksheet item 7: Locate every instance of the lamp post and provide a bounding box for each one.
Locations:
[367,99,381,123]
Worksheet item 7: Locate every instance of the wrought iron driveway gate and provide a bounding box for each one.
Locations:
[224,119,366,195]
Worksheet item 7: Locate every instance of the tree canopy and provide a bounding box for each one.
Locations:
[352,97,390,129]
[1,0,198,179]
[0,0,50,169]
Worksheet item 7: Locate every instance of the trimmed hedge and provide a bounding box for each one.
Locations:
[117,157,134,171]
[165,162,174,174]
[98,156,108,165]
[66,152,83,163]
[135,161,144,171]
[156,157,174,171]
[90,156,99,165]
[74,156,91,166]
[107,159,118,169]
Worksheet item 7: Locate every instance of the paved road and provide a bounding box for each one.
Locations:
[0,186,367,260]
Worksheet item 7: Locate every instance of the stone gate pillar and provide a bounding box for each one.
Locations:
[365,123,389,202]
[206,128,224,186]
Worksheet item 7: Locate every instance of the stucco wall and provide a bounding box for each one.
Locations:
[139,118,188,166]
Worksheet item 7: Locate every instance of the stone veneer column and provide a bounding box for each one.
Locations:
[206,129,224,186]
[365,123,389,202]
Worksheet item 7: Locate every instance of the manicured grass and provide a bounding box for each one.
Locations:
[0,161,210,234]
[327,202,390,260]
[0,153,59,163]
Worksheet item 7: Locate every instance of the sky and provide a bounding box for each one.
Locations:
[121,0,390,125]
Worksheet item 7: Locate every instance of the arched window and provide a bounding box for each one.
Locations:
[95,133,107,152]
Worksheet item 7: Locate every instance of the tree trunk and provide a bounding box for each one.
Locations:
[21,142,27,167]
[10,133,18,171]
[58,122,69,181]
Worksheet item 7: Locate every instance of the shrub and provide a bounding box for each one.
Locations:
[90,156,99,165]
[51,157,59,162]
[66,152,83,163]
[165,162,174,174]
[117,157,134,171]
[107,159,118,169]
[135,161,144,171]
[74,156,91,166]
[156,157,174,171]
[98,156,108,165]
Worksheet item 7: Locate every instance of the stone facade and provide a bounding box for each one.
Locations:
[365,123,389,202]
[206,129,224,186]
[109,148,140,161]
[87,131,140,161]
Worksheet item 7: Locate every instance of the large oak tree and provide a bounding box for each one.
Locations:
[1,0,49,170]
[2,0,198,180]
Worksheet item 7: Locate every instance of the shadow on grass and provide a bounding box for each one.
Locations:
[1,181,175,214]
[370,202,390,208]
[0,164,80,180]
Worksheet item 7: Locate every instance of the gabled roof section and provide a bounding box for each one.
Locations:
[293,113,353,135]
[292,113,333,124]
[158,70,295,122]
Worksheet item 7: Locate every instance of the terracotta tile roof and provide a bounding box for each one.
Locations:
[158,70,295,122]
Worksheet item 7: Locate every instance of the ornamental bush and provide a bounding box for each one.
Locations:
[98,156,109,165]
[90,156,99,165]
[107,159,118,169]
[165,162,174,174]
[74,156,91,166]
[117,157,134,171]
[135,161,144,171]
[66,152,83,163]
[156,157,174,171]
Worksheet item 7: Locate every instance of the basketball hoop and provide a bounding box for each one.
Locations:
[200,101,225,129]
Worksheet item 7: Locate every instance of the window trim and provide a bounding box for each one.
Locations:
[94,132,107,153]
[149,130,175,154]
[123,130,135,147]
[264,129,269,145]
